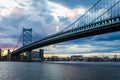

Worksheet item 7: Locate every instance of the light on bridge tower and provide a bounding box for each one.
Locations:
[23,28,32,46]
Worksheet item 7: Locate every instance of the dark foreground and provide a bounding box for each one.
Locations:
[0,61,120,80]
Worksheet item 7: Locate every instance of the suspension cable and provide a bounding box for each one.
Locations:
[91,0,120,23]
[13,31,22,51]
[61,0,102,32]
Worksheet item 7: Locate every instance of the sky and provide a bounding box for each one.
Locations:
[0,0,120,56]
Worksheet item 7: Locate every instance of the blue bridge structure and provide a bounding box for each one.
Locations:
[11,0,120,61]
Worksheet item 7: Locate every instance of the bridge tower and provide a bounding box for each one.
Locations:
[22,28,32,61]
[23,28,32,46]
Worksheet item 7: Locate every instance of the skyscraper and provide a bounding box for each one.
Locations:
[0,49,1,60]
[39,49,44,61]
[7,49,11,61]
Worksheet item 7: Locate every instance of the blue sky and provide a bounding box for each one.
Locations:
[0,0,120,55]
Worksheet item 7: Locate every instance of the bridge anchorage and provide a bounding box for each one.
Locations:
[11,0,120,61]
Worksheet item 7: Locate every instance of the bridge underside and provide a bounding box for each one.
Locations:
[33,23,120,49]
[61,23,120,42]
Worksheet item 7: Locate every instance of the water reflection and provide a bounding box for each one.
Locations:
[0,62,120,80]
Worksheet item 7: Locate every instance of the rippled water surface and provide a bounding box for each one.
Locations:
[0,61,120,80]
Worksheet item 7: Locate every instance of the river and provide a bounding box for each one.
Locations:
[0,61,120,80]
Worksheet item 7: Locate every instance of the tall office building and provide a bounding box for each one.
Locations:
[7,49,11,61]
[39,49,44,61]
[0,49,1,60]
[31,51,39,61]
[30,49,44,61]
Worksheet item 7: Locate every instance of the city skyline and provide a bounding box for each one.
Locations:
[0,0,120,55]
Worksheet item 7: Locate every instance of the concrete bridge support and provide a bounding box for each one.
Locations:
[27,50,32,61]
[10,54,20,61]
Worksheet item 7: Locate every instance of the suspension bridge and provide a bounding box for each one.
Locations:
[11,0,120,61]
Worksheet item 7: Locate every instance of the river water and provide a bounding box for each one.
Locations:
[0,61,120,80]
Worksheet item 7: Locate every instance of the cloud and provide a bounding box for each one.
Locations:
[43,44,94,54]
[50,0,97,9]
[42,38,120,54]
[46,0,86,20]
[0,0,119,55]
[91,32,120,41]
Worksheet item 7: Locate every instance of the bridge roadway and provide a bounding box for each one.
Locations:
[12,16,120,56]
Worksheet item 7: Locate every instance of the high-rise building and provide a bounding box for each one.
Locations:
[7,49,11,61]
[39,49,44,61]
[30,49,44,61]
[31,51,39,60]
[0,49,1,60]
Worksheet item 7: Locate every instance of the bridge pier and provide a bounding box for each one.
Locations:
[26,50,32,62]
[10,54,20,61]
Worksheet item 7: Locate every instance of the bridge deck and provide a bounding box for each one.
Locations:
[12,16,120,55]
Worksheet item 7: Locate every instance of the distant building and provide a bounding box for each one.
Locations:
[51,56,59,61]
[31,51,40,61]
[7,49,11,61]
[71,55,83,61]
[84,56,102,62]
[103,56,110,61]
[31,49,44,61]
[111,55,118,62]
[114,55,117,59]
